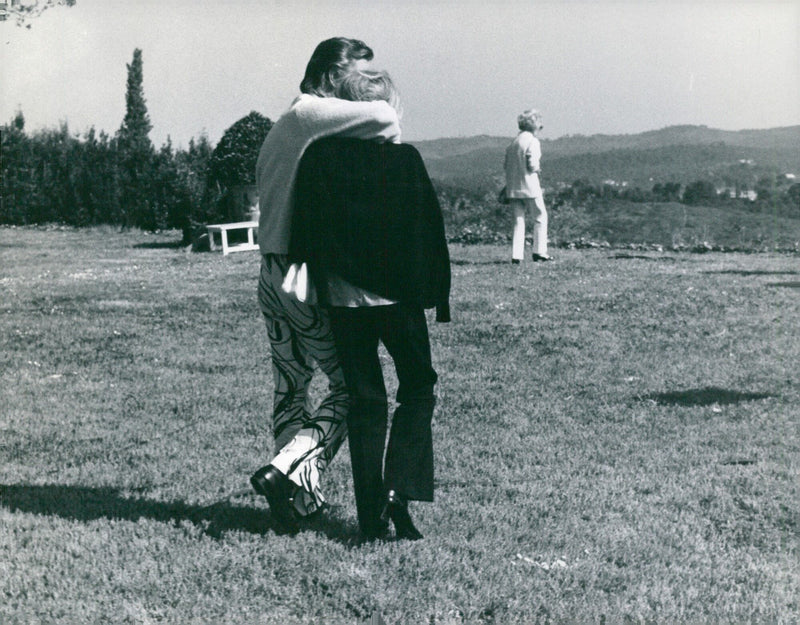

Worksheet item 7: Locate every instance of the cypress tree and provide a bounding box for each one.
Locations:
[119,48,152,155]
[117,48,155,229]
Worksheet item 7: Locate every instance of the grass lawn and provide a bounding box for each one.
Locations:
[1,226,798,624]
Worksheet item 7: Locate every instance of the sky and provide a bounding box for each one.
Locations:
[1,0,799,149]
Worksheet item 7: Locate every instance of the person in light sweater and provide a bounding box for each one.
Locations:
[250,38,402,534]
[504,109,553,263]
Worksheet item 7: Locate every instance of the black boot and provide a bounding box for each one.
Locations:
[381,490,423,540]
[250,465,299,534]
[359,518,391,543]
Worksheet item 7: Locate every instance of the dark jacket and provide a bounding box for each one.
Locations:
[289,137,451,321]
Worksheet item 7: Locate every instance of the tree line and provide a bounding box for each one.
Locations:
[545,177,800,219]
[435,174,799,217]
[1,49,272,242]
[4,47,798,240]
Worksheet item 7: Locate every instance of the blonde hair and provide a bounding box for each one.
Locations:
[518,109,543,132]
[335,70,402,117]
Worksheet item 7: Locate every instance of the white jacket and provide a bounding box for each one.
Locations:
[504,131,542,199]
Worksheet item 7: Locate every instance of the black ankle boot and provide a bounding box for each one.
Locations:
[250,465,298,534]
[359,518,390,543]
[381,490,423,540]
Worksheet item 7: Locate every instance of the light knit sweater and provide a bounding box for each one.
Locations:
[504,130,542,199]
[255,94,401,255]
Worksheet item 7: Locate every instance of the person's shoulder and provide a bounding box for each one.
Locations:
[519,132,539,150]
[509,132,527,148]
[311,136,368,150]
[294,93,394,114]
[290,93,349,117]
[268,95,306,127]
[303,137,377,164]
[303,138,421,165]
[291,93,317,108]
[376,142,423,167]
[287,93,326,118]
[303,136,350,158]
[380,141,416,154]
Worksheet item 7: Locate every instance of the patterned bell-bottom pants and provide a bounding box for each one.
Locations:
[257,254,349,516]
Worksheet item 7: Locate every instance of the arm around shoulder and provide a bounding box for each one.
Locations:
[295,95,401,143]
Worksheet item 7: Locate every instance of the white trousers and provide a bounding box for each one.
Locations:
[511,197,548,259]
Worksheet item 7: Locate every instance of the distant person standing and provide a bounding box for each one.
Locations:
[504,109,552,263]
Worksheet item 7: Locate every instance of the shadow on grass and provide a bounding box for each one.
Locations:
[644,387,772,407]
[133,240,186,249]
[0,483,359,543]
[610,253,676,261]
[703,269,799,276]
[766,281,800,288]
[450,259,518,266]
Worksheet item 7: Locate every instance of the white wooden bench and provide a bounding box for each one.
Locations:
[206,221,259,256]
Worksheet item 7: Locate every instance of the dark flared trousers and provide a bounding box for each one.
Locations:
[329,303,437,535]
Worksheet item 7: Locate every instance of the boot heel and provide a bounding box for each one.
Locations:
[250,465,299,534]
[384,490,423,540]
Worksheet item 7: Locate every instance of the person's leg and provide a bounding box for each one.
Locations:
[258,255,314,452]
[511,199,526,262]
[268,298,348,516]
[329,306,390,538]
[269,352,348,516]
[256,255,350,517]
[531,196,549,257]
[380,304,437,502]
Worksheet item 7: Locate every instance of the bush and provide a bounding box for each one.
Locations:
[203,111,273,225]
[682,180,718,205]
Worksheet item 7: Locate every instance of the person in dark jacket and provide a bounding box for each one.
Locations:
[249,40,401,535]
[289,71,451,540]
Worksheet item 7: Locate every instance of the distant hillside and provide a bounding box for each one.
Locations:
[410,125,800,193]
[409,135,510,160]
[545,125,800,157]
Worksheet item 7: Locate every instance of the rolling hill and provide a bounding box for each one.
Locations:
[410,125,800,194]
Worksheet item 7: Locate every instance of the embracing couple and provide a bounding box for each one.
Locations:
[249,38,450,542]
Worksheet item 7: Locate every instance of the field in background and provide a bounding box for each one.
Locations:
[1,227,798,623]
[445,197,800,251]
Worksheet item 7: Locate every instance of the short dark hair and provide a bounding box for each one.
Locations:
[299,37,374,97]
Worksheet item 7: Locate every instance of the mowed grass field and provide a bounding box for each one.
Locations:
[1,226,798,624]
